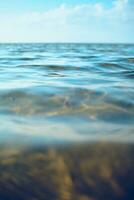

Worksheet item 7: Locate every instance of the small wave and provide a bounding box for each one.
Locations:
[122,70,134,79]
[99,62,122,69]
[123,57,134,63]
[16,64,87,72]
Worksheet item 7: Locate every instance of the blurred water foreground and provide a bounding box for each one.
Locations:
[0,142,134,200]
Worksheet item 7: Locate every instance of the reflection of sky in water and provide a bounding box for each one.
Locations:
[0,44,134,144]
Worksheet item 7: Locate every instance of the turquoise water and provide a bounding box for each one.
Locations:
[0,43,134,144]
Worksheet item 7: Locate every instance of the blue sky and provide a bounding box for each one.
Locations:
[0,0,113,12]
[0,0,133,42]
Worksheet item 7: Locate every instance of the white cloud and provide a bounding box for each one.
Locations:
[114,0,128,10]
[0,0,133,42]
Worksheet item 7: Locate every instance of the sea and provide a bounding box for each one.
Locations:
[0,43,134,200]
[0,43,134,145]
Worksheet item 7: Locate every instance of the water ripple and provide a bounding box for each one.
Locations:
[0,43,134,143]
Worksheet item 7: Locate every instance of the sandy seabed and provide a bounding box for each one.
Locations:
[0,142,134,200]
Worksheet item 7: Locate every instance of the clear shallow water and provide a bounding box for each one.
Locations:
[0,43,134,144]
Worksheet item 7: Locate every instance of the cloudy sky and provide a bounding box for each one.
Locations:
[0,0,133,43]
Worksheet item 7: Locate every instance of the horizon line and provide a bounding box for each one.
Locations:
[0,42,134,44]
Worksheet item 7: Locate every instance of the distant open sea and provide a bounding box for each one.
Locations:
[0,43,134,145]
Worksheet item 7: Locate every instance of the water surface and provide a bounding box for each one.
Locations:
[0,43,134,200]
[0,43,134,144]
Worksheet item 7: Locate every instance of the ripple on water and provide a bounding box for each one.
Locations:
[0,43,134,143]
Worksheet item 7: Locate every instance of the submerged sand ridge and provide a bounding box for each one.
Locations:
[0,142,134,200]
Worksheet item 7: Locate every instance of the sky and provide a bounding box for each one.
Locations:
[0,0,133,43]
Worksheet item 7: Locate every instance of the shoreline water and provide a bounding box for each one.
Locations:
[0,43,134,199]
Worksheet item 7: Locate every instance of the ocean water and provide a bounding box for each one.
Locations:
[0,43,134,144]
[0,43,134,199]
